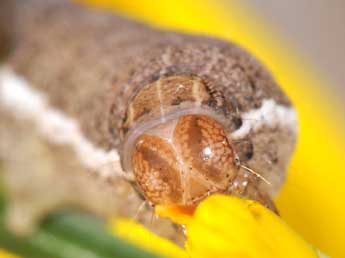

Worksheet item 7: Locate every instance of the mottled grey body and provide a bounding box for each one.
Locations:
[0,0,296,240]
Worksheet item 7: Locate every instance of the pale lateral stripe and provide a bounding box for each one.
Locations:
[0,67,297,177]
[231,99,298,139]
[0,67,124,179]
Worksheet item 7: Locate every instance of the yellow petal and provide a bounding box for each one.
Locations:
[0,250,20,258]
[111,195,322,258]
[186,194,319,258]
[109,218,188,258]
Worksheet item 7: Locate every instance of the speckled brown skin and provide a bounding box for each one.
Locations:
[0,0,12,60]
[0,0,295,237]
[5,0,291,148]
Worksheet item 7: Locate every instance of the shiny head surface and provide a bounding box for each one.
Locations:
[131,114,238,206]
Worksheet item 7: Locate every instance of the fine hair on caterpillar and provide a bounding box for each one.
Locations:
[239,164,272,186]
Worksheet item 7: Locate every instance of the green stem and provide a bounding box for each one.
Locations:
[44,211,162,258]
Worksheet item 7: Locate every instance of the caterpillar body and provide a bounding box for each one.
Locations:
[0,0,297,236]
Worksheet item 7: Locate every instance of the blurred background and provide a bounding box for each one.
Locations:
[247,0,345,105]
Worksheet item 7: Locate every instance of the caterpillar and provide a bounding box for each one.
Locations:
[0,0,297,239]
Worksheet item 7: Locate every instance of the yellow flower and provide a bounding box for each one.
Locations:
[112,194,320,258]
[0,250,19,258]
[184,195,318,258]
[110,218,188,258]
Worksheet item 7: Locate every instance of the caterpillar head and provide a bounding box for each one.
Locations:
[120,75,277,211]
[131,114,238,206]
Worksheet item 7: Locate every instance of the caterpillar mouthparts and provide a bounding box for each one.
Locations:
[120,75,279,212]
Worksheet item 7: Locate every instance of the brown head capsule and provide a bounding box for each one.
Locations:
[120,75,284,211]
[173,115,237,203]
[131,114,238,206]
[132,134,183,205]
